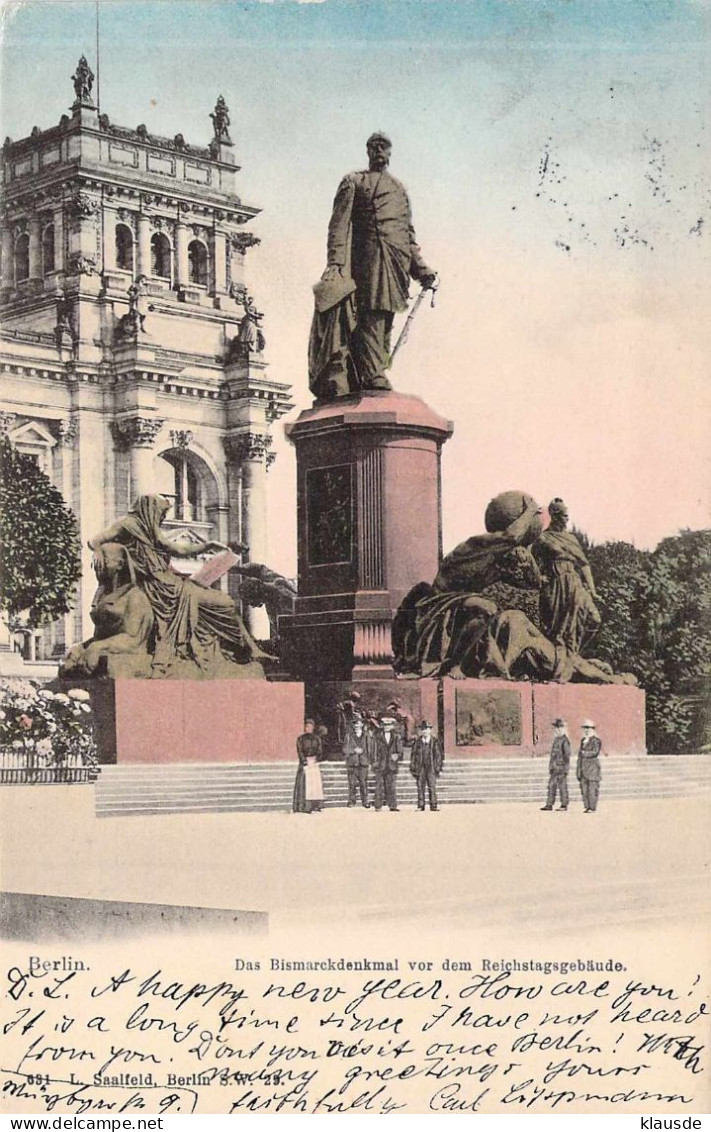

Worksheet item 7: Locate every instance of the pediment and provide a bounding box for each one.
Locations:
[10,420,57,448]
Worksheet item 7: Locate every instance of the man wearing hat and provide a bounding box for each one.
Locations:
[410,720,444,811]
[541,718,571,811]
[371,713,404,812]
[310,132,437,397]
[342,711,372,808]
[577,719,603,812]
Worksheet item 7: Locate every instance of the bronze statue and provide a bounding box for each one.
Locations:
[534,497,601,664]
[393,490,636,685]
[62,495,274,680]
[309,132,437,400]
[230,562,297,644]
[60,543,154,679]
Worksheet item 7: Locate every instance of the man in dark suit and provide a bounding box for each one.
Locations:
[371,713,403,812]
[410,720,444,811]
[577,719,603,812]
[541,717,571,811]
[342,711,372,808]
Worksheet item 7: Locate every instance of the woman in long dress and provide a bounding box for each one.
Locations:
[88,494,272,679]
[293,719,324,813]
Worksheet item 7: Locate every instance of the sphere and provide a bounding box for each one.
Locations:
[484,490,542,538]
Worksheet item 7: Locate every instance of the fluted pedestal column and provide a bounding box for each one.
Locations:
[281,390,453,682]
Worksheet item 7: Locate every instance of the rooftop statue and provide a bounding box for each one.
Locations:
[309,132,437,401]
[71,55,94,106]
[210,95,232,143]
[61,495,273,680]
[392,490,636,685]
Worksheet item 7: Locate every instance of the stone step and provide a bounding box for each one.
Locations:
[95,755,711,817]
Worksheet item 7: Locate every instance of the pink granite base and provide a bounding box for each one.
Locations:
[532,683,646,756]
[442,677,646,758]
[90,679,305,764]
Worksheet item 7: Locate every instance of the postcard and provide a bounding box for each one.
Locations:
[0,0,709,1118]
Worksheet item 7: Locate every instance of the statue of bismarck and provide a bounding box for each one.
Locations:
[309,132,437,400]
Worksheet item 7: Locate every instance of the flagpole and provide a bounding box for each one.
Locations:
[95,0,101,115]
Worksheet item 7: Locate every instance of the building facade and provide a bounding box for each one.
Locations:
[0,58,292,665]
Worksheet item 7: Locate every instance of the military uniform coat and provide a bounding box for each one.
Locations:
[327,170,429,313]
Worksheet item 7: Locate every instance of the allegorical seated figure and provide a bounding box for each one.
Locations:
[60,542,154,679]
[392,490,636,685]
[62,495,273,680]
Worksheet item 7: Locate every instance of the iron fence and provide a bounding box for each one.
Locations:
[0,749,100,785]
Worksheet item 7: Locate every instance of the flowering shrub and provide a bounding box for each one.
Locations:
[0,679,98,774]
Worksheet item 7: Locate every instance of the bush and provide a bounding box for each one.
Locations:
[585,529,711,753]
[0,437,81,628]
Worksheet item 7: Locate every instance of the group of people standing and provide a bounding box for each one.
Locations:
[541,718,604,812]
[293,703,445,814]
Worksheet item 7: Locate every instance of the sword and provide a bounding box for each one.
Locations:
[387,275,439,369]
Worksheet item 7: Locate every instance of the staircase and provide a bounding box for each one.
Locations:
[95,755,711,818]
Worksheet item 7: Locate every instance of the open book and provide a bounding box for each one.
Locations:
[189,548,240,587]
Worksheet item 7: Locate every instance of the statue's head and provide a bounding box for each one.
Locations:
[548,497,569,528]
[366,131,392,171]
[484,491,543,543]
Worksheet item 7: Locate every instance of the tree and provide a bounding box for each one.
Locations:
[584,529,711,753]
[0,437,81,628]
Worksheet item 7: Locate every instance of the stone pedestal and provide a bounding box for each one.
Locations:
[78,678,305,764]
[441,677,646,757]
[281,391,453,681]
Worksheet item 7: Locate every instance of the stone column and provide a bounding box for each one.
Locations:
[224,431,272,637]
[28,215,42,280]
[113,416,164,501]
[137,214,152,279]
[1,224,13,289]
[175,222,190,287]
[211,229,227,296]
[102,205,116,272]
[52,205,65,275]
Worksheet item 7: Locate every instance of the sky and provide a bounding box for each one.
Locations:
[1,0,709,576]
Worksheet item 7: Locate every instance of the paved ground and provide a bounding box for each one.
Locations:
[1,786,708,945]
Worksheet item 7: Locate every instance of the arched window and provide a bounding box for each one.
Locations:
[42,224,55,274]
[115,224,134,272]
[151,232,172,280]
[188,240,208,286]
[14,233,29,282]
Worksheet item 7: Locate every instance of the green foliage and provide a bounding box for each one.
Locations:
[585,529,711,753]
[0,437,81,628]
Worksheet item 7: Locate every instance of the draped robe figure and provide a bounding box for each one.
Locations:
[393,491,637,686]
[534,498,601,660]
[85,495,270,679]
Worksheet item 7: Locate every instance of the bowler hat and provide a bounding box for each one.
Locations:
[552,718,567,728]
